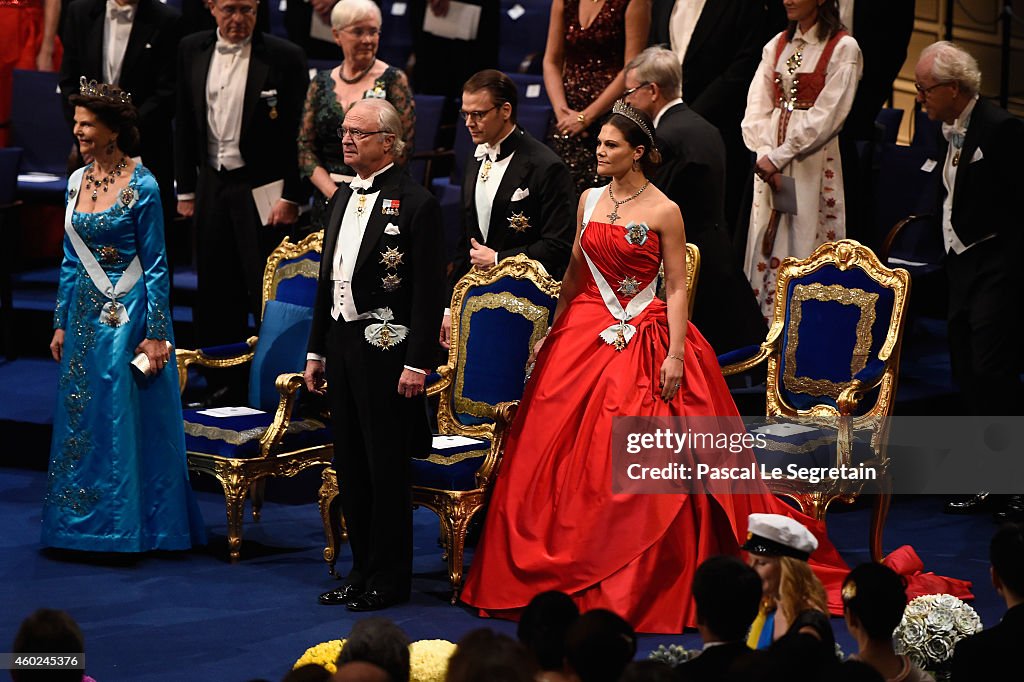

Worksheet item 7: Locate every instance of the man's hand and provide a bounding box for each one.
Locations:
[469,238,496,269]
[268,200,298,226]
[177,199,195,217]
[397,368,426,398]
[304,359,326,395]
[439,313,452,349]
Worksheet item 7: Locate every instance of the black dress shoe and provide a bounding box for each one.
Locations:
[945,493,993,514]
[994,495,1024,523]
[319,583,364,606]
[345,589,406,612]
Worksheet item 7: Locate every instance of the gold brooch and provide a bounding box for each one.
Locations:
[120,186,134,206]
[379,246,404,270]
[508,211,530,233]
[479,159,492,181]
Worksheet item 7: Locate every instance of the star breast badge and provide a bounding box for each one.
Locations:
[617,276,641,297]
[508,211,531,233]
[379,246,404,270]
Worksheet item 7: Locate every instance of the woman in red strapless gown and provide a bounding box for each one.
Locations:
[459,102,849,634]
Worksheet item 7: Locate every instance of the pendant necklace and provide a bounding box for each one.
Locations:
[85,156,128,201]
[607,180,649,224]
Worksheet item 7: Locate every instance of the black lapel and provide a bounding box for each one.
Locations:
[84,0,106,76]
[684,0,726,64]
[487,153,530,245]
[354,165,403,274]
[121,0,157,74]
[322,185,351,276]
[953,98,986,201]
[242,33,269,132]
[464,155,481,225]
[192,32,216,137]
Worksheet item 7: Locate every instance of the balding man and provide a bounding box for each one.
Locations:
[306,99,446,610]
[624,47,765,352]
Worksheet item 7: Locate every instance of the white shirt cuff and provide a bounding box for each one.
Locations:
[443,308,451,316]
[177,193,196,201]
[306,353,325,363]
[404,365,427,375]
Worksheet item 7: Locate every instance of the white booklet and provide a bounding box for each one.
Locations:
[769,175,798,215]
[422,0,481,41]
[198,406,265,418]
[309,11,334,43]
[251,179,284,226]
[432,435,488,450]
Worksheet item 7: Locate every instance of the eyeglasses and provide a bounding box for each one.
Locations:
[339,127,386,140]
[622,82,651,98]
[214,3,257,16]
[340,26,380,38]
[459,106,497,122]
[914,81,952,96]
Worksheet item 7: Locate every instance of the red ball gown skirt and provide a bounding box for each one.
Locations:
[460,219,849,634]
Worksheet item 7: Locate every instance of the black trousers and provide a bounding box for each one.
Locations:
[194,165,285,347]
[945,237,1024,416]
[325,317,430,598]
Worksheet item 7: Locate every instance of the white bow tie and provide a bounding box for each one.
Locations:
[216,40,244,55]
[108,2,134,22]
[474,143,500,162]
[350,175,374,191]
[942,121,968,147]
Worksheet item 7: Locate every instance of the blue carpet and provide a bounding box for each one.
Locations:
[0,465,1006,682]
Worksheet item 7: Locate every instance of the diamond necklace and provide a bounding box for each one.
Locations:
[85,156,128,201]
[606,180,649,223]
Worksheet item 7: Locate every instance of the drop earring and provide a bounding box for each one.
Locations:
[105,139,116,155]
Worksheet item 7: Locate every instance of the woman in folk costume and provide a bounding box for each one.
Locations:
[741,0,862,322]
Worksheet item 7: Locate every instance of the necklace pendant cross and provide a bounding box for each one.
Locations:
[607,209,619,224]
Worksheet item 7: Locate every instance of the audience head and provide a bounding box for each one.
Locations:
[445,628,537,682]
[600,101,661,178]
[209,0,258,43]
[991,522,1024,604]
[330,0,382,62]
[623,47,682,116]
[692,555,763,642]
[617,660,674,682]
[461,70,518,145]
[342,100,405,173]
[332,661,391,682]
[742,514,825,619]
[563,609,637,682]
[915,42,981,124]
[784,0,843,41]
[841,562,907,642]
[335,617,410,682]
[283,664,333,682]
[70,78,140,158]
[11,609,85,682]
[516,590,579,671]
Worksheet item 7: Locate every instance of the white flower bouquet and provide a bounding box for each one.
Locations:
[893,594,982,681]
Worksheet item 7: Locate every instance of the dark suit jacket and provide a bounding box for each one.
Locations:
[309,164,446,372]
[59,0,182,178]
[451,127,575,288]
[939,98,1024,248]
[649,0,769,130]
[951,603,1024,682]
[673,642,757,682]
[174,30,308,201]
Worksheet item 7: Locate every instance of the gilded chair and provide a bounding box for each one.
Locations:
[318,254,560,601]
[656,242,700,319]
[177,232,333,561]
[718,239,910,561]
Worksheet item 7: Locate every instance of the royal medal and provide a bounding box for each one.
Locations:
[379,246,404,270]
[617,276,640,297]
[268,96,278,120]
[381,273,402,292]
[508,211,530,233]
[381,199,400,216]
[624,222,649,246]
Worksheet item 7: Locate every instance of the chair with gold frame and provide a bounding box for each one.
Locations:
[718,239,910,561]
[177,231,333,561]
[656,242,700,318]
[318,254,560,601]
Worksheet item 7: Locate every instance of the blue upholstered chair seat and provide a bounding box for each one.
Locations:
[183,409,331,459]
[411,436,491,490]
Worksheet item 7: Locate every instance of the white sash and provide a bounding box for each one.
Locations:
[64,167,143,328]
[580,186,658,350]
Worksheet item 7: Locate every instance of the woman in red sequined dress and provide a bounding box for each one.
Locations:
[460,102,849,634]
[0,0,61,146]
[542,0,650,193]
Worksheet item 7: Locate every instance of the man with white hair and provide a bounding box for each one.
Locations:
[306,99,446,611]
[624,47,766,353]
[914,42,1024,521]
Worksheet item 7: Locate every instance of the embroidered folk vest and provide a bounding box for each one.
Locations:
[771,29,849,112]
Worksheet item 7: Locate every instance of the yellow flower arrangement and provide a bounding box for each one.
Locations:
[293,638,456,681]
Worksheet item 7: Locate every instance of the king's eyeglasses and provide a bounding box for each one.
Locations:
[459,106,497,122]
[339,127,385,140]
[914,81,952,96]
[622,82,652,98]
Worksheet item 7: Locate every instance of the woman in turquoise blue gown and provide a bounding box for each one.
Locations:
[42,79,205,552]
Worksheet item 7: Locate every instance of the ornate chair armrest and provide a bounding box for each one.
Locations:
[426,365,453,397]
[258,372,306,455]
[837,360,887,415]
[718,343,773,376]
[175,338,258,394]
[880,213,936,264]
[476,400,520,488]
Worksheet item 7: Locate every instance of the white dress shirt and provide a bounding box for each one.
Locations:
[668,0,707,64]
[104,0,135,85]
[473,127,517,243]
[941,95,989,255]
[206,31,251,171]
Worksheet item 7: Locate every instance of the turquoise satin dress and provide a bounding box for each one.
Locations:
[42,164,206,552]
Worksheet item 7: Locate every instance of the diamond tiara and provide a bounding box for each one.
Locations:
[611,99,655,148]
[78,76,133,105]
